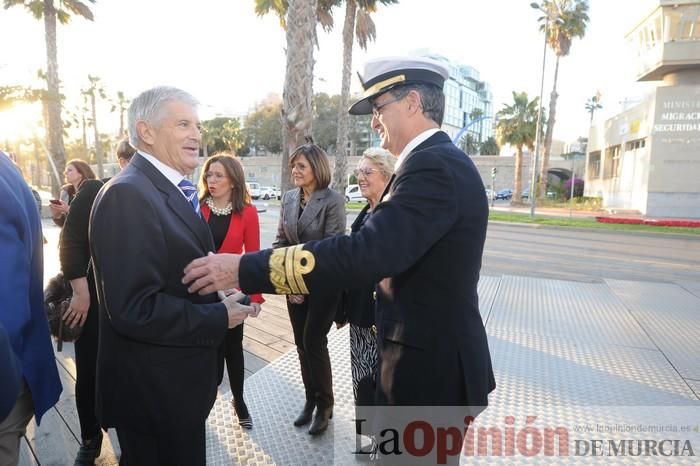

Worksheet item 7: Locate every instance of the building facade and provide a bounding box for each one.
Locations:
[413,50,494,148]
[585,0,700,218]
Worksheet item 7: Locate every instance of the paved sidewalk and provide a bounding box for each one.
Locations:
[25,221,700,464]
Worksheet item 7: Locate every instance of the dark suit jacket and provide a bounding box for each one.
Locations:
[336,205,375,328]
[0,154,61,423]
[241,131,495,410]
[273,187,346,247]
[89,153,228,433]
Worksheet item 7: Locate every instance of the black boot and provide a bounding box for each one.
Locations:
[293,400,316,427]
[308,406,333,436]
[73,430,103,466]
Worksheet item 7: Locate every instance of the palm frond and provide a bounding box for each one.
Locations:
[60,0,95,20]
[355,8,376,50]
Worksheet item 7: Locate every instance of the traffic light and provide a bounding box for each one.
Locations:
[491,167,497,176]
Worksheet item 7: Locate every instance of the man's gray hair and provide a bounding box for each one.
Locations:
[389,83,445,126]
[360,147,395,179]
[128,86,199,147]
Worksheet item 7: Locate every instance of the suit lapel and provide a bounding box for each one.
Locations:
[297,189,325,236]
[132,154,214,252]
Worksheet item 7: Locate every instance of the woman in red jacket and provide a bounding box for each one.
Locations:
[198,153,263,429]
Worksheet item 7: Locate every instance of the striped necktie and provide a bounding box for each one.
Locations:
[178,179,201,217]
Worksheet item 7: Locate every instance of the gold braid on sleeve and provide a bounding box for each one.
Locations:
[268,245,316,295]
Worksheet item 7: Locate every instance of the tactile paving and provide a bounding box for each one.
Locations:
[486,328,698,407]
[606,279,700,380]
[202,276,700,465]
[677,280,700,300]
[478,275,501,323]
[487,275,653,348]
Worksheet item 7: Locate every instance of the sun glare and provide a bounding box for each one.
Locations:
[0,103,44,143]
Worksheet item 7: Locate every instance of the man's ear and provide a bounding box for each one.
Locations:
[136,120,155,145]
[405,90,423,116]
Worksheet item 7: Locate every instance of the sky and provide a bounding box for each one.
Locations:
[0,0,659,145]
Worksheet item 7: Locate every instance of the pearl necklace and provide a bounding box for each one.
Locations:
[205,196,233,216]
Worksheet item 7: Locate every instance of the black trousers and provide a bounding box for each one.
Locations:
[116,423,205,466]
[74,276,100,441]
[287,293,340,410]
[222,323,245,404]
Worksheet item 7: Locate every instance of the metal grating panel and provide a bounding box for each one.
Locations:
[486,328,698,407]
[206,326,356,465]
[606,279,700,380]
[478,275,501,323]
[487,276,654,348]
[201,276,700,465]
[677,280,700,300]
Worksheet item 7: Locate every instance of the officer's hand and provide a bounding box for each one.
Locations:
[184,252,241,295]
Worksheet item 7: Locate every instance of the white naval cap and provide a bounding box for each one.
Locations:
[348,56,450,115]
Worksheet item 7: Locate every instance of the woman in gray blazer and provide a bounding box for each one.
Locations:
[273,143,346,436]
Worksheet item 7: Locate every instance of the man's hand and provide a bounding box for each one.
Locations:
[287,294,305,305]
[183,252,241,295]
[249,302,262,318]
[222,291,254,329]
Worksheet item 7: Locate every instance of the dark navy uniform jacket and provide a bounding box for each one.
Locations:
[240,131,495,409]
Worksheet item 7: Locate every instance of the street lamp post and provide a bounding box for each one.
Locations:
[529,1,551,218]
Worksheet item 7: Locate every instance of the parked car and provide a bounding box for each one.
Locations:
[259,186,280,200]
[495,188,513,200]
[246,182,261,200]
[521,188,555,200]
[345,184,366,203]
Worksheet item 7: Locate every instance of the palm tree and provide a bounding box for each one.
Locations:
[331,0,398,193]
[535,0,589,198]
[468,107,484,143]
[585,92,602,124]
[4,0,95,194]
[82,75,106,177]
[495,91,540,203]
[111,90,130,139]
[255,0,329,193]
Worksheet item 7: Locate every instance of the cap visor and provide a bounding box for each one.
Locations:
[348,97,373,115]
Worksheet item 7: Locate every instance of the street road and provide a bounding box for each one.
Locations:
[43,202,700,285]
[254,202,700,284]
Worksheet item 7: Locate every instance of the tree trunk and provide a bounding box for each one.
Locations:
[81,111,88,159]
[539,55,560,199]
[331,0,356,194]
[513,145,523,205]
[43,0,66,195]
[90,92,104,178]
[280,0,317,194]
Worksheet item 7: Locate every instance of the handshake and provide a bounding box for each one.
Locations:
[182,252,249,329]
[220,289,261,329]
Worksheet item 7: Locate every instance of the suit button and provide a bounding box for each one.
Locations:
[372,291,377,301]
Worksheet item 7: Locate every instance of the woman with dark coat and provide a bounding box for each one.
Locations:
[57,159,104,465]
[274,143,346,436]
[335,149,394,414]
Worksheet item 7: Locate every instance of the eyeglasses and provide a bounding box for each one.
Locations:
[357,167,379,177]
[205,172,227,181]
[371,93,406,118]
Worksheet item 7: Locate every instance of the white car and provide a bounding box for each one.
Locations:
[246,182,261,200]
[345,184,366,203]
[259,186,281,200]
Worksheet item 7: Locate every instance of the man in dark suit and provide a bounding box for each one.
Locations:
[0,152,62,465]
[89,87,253,466]
[184,58,495,462]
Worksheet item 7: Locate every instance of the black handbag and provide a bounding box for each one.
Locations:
[44,272,83,351]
